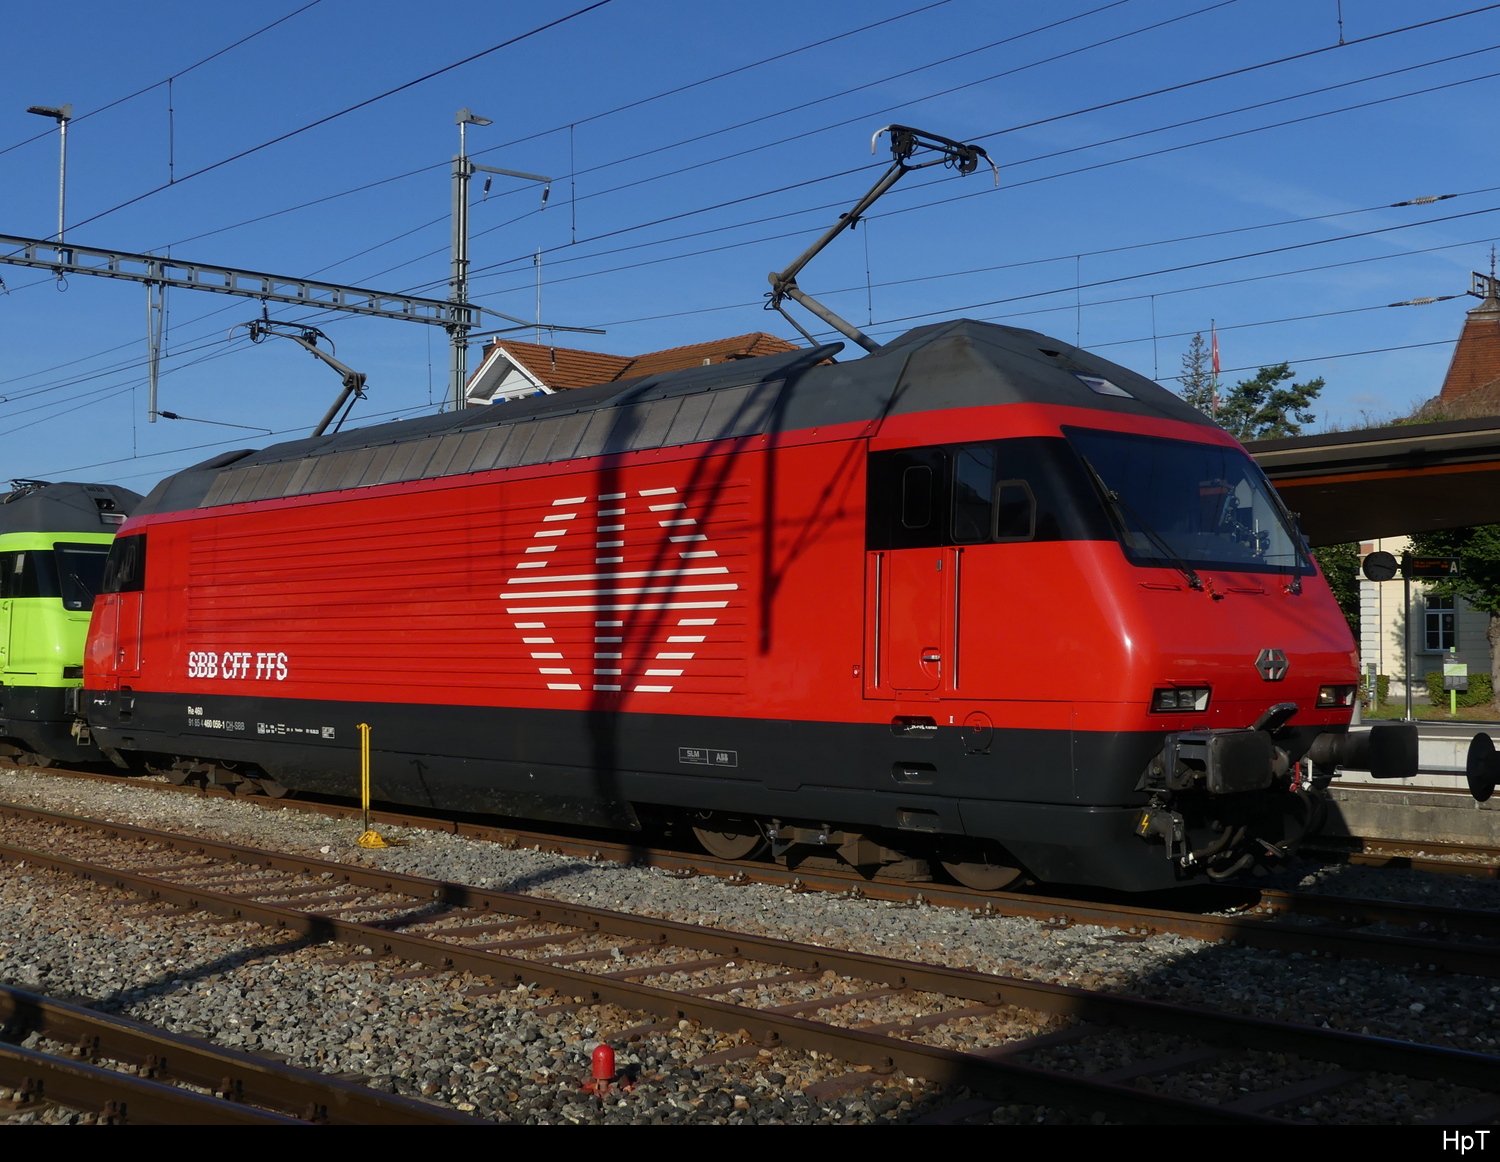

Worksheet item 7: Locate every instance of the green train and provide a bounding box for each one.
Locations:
[0,480,141,764]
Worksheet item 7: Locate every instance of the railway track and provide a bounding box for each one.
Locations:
[1305,836,1500,879]
[3,800,1500,1125]
[9,762,1500,982]
[0,982,483,1124]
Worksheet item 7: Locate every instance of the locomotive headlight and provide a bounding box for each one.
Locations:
[1317,684,1357,708]
[1151,686,1210,712]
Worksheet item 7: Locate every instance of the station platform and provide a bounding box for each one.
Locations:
[1326,721,1500,846]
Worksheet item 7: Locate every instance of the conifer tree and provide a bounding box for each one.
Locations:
[1178,332,1217,415]
[1216,363,1324,441]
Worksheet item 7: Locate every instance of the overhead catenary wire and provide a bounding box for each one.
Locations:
[448,50,1500,297]
[462,194,1500,335]
[151,0,1101,254]
[0,0,328,160]
[457,0,1227,222]
[420,3,1500,293]
[858,203,1500,330]
[112,0,1440,293]
[11,2,1486,318]
[61,1,618,235]
[319,0,1237,286]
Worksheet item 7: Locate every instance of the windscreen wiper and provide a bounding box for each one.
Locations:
[1078,454,1204,592]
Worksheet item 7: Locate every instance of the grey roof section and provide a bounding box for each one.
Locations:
[134,319,1215,518]
[0,481,143,536]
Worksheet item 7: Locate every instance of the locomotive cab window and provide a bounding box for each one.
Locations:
[901,465,936,530]
[102,533,147,594]
[994,480,1036,542]
[951,446,995,543]
[867,438,1100,550]
[1064,426,1312,576]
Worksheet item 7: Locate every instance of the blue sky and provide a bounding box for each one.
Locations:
[3,0,1499,492]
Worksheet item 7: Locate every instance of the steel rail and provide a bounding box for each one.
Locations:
[6,803,1500,1121]
[0,1039,305,1124]
[0,823,1263,1125]
[1306,836,1500,879]
[8,764,1500,971]
[0,983,482,1125]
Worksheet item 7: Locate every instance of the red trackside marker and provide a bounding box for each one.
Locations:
[583,1044,616,1095]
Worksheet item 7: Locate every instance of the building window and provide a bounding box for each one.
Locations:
[1425,594,1456,652]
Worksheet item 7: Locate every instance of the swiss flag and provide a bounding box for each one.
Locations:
[1211,327,1220,376]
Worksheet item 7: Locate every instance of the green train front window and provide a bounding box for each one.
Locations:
[55,542,110,611]
[0,543,112,610]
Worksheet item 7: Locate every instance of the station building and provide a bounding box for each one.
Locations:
[1357,287,1500,703]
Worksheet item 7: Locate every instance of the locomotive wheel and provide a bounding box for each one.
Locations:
[940,852,1023,891]
[692,822,768,861]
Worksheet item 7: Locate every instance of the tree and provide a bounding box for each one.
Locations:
[1311,542,1360,635]
[1408,525,1500,709]
[1178,332,1217,415]
[1216,363,1325,441]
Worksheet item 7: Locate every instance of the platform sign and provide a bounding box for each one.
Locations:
[1406,555,1461,579]
[1444,659,1469,691]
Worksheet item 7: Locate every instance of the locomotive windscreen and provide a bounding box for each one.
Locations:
[55,542,111,611]
[1066,427,1311,575]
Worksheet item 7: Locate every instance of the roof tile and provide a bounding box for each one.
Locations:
[1439,296,1500,404]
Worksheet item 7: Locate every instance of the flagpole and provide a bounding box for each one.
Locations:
[1210,319,1220,417]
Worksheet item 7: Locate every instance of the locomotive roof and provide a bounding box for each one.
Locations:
[136,318,1218,517]
[0,481,142,535]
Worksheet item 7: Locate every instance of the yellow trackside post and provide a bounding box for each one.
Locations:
[356,722,391,849]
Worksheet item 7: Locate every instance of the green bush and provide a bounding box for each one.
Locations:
[1425,669,1494,708]
[1359,673,1390,705]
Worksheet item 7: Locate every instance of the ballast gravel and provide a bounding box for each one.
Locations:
[2,768,1499,1125]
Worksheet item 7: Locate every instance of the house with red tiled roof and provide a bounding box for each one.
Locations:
[464,332,802,406]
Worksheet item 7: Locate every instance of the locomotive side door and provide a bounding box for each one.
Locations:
[97,533,147,681]
[113,591,144,677]
[865,448,949,696]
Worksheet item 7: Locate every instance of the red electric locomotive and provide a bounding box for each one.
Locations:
[80,315,1412,892]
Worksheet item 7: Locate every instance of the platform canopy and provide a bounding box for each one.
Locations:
[1247,415,1500,546]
